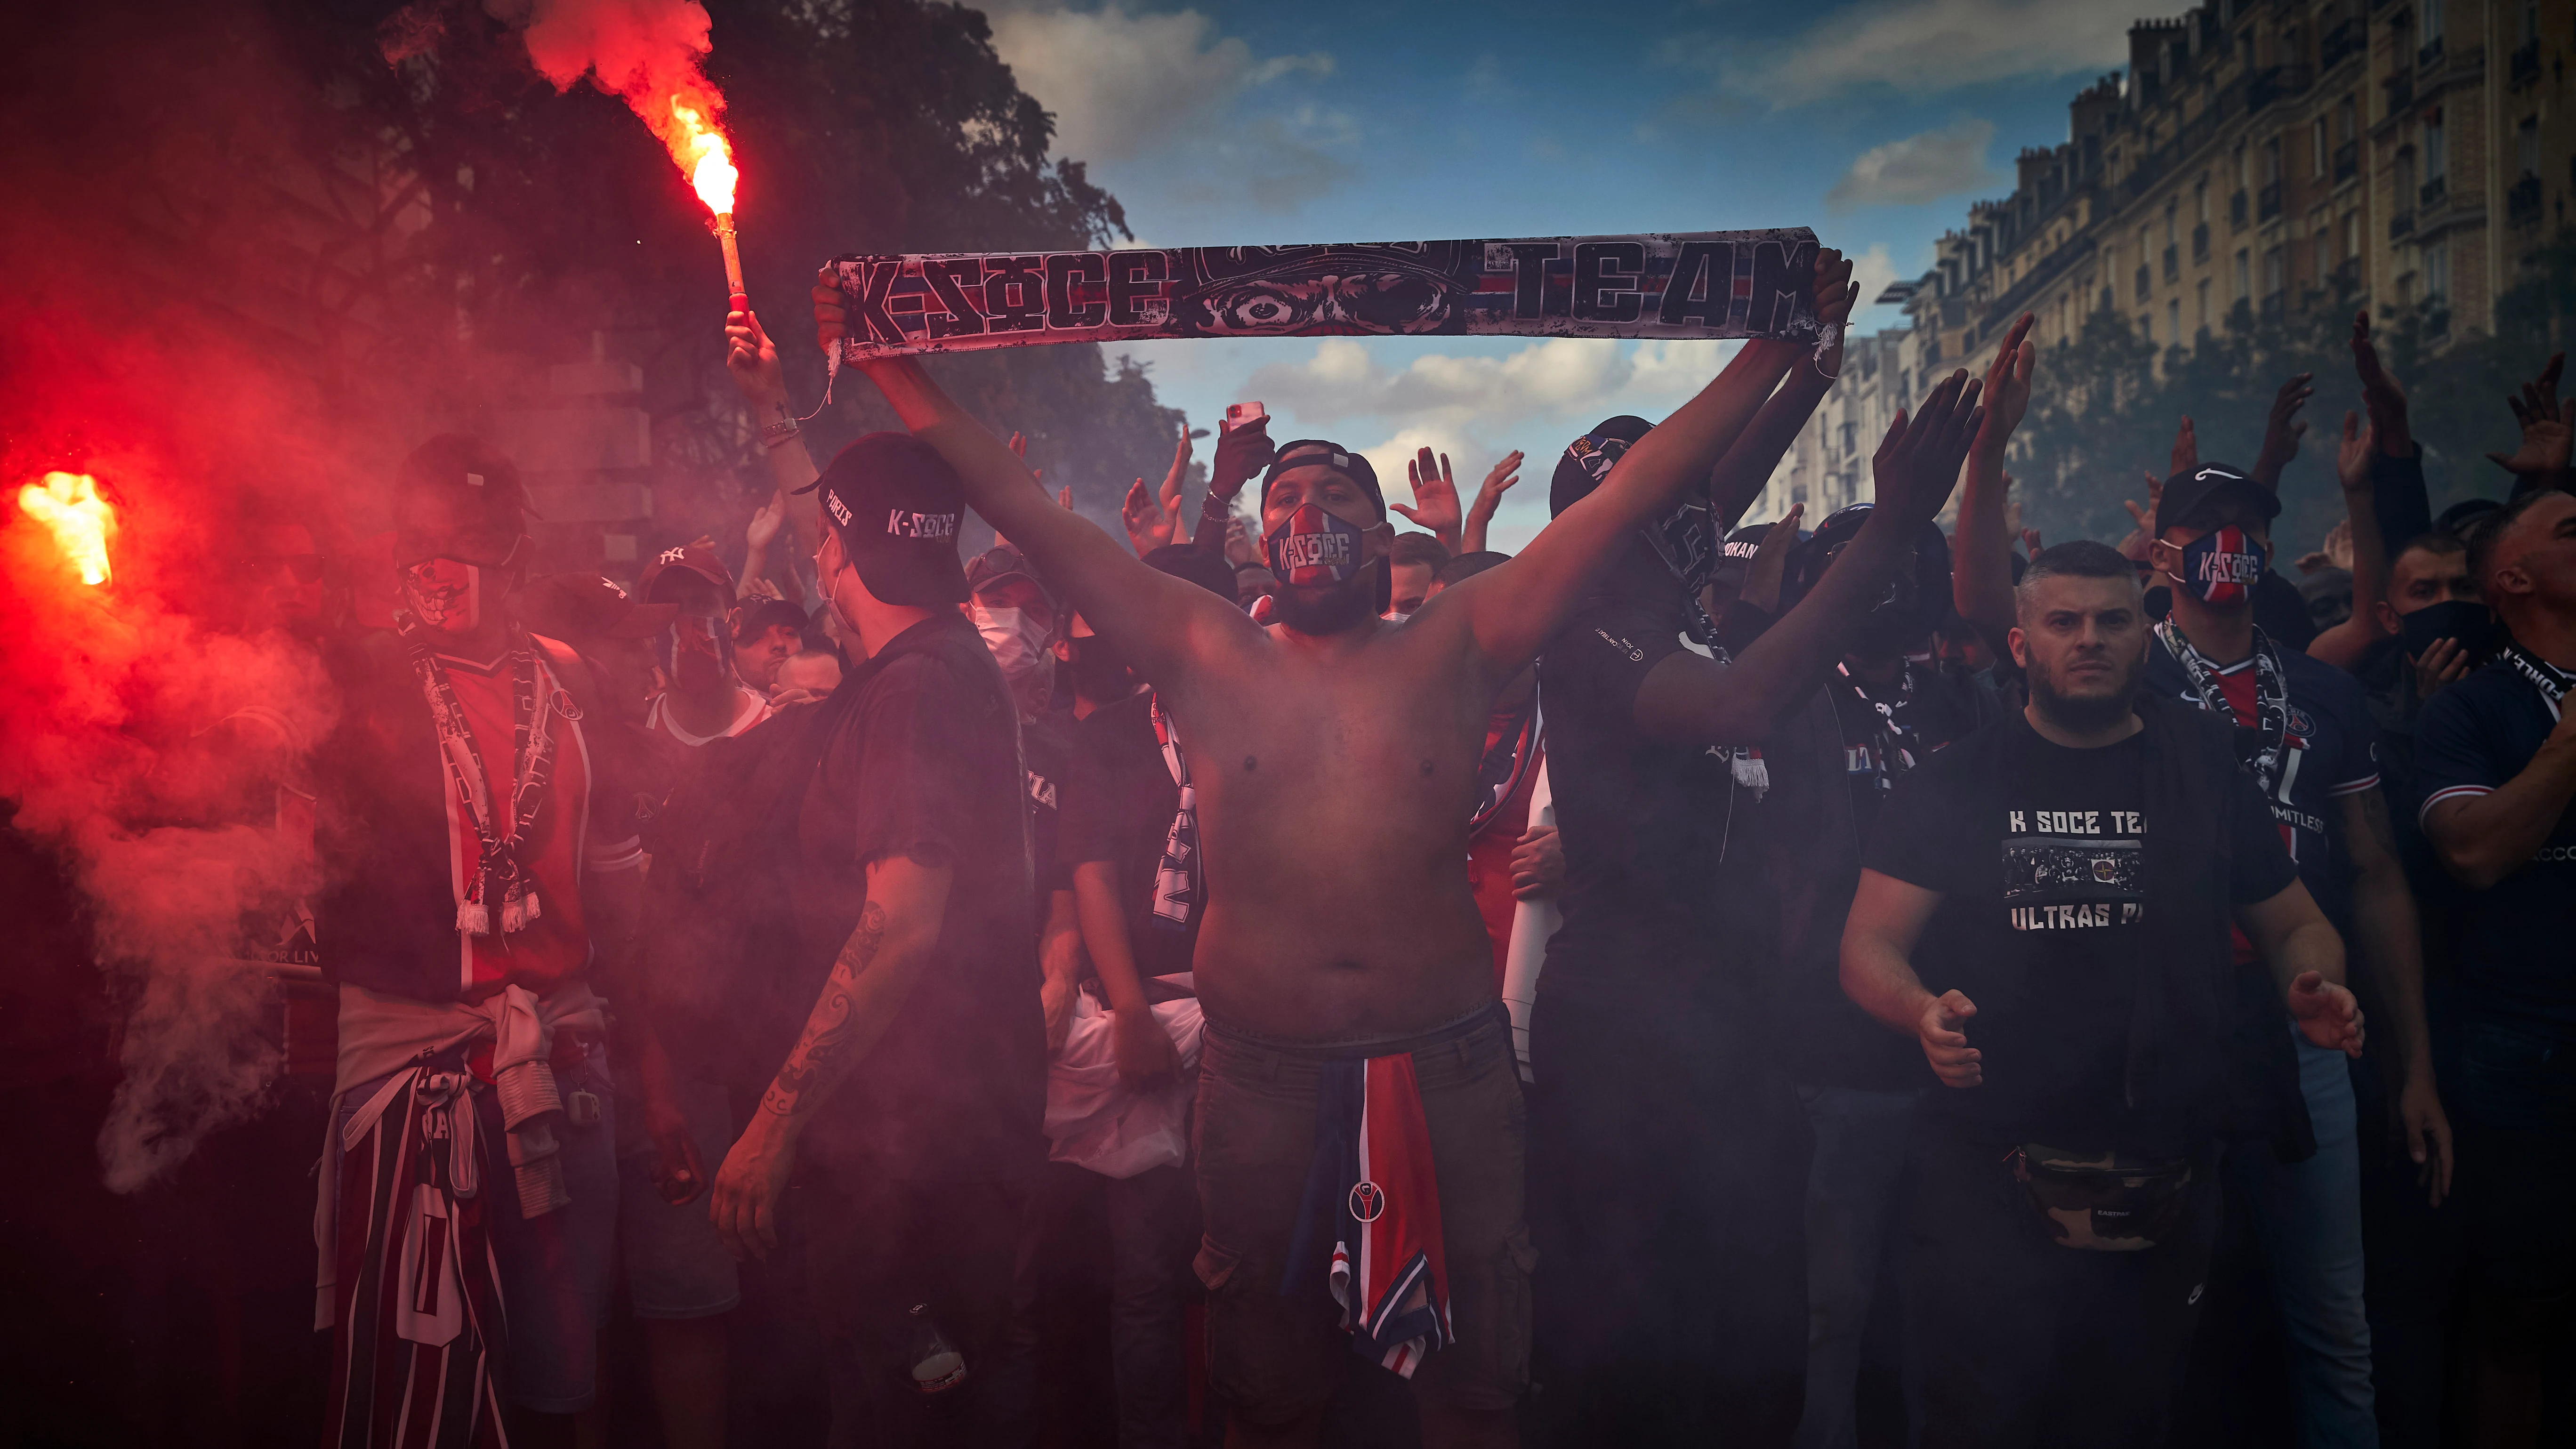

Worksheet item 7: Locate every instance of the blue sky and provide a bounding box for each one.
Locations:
[980,0,2142,549]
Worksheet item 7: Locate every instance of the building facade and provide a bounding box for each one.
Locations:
[1748,0,2574,527]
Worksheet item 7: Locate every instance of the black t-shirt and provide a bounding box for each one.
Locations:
[2413,661,2576,1037]
[1056,690,1199,982]
[1023,712,1072,913]
[1538,590,1738,979]
[792,614,1045,1181]
[1864,723,2296,1149]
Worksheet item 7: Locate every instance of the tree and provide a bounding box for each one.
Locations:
[2009,228,2576,554]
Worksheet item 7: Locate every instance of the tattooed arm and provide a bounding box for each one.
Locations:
[709,846,955,1261]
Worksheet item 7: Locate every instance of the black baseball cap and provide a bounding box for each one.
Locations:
[797,433,971,606]
[1549,416,1655,517]
[1259,441,1384,516]
[638,538,737,604]
[966,544,1057,611]
[2155,462,2281,536]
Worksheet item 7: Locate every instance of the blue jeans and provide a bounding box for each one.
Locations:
[2238,1028,2377,1449]
[1791,1086,1919,1449]
[332,1039,620,1414]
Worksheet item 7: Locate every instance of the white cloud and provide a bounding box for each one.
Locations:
[1826,120,2002,212]
[984,2,1334,161]
[1675,0,2130,108]
[1848,242,1903,313]
[1240,335,1745,503]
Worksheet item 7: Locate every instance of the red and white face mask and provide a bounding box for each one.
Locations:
[2170,524,2269,605]
[1263,504,1364,587]
[400,556,485,636]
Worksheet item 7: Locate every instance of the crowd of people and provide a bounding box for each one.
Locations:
[274,244,2576,1449]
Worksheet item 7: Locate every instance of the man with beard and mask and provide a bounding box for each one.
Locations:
[1528,369,1988,1448]
[311,435,646,1449]
[771,250,1860,1449]
[2413,487,2576,1448]
[2141,459,2445,1449]
[640,541,773,760]
[1843,540,2362,1449]
[966,544,1082,961]
[1756,501,2004,1449]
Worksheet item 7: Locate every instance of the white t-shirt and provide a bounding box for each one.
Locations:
[644,685,773,747]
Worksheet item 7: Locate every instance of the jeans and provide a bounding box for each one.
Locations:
[992,1162,1199,1449]
[1905,1112,2221,1449]
[1791,1086,1920,1449]
[1529,973,1810,1446]
[2237,1028,2378,1448]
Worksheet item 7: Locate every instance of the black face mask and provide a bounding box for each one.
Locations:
[2399,598,2496,662]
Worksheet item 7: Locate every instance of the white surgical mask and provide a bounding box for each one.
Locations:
[973,604,1053,693]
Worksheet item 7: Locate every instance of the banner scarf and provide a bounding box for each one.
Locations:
[1835,659,1922,794]
[2156,619,2291,792]
[824,231,1827,359]
[398,618,564,937]
[2504,642,2574,721]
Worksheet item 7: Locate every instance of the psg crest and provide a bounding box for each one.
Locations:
[1349,1179,1387,1224]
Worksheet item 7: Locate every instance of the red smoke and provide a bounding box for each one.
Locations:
[494,0,738,213]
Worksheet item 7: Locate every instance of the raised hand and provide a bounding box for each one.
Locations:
[1977,313,2036,453]
[2251,373,2315,486]
[1917,989,1982,1088]
[1812,248,1860,330]
[1209,416,1276,505]
[1121,477,1169,556]
[2486,352,2575,486]
[1740,501,1803,612]
[2351,310,2413,456]
[2335,410,2376,492]
[726,301,787,404]
[747,487,789,554]
[811,265,848,356]
[2118,471,2165,562]
[2289,969,2366,1058]
[1463,450,1523,554]
[1872,370,1985,524]
[1394,446,1465,552]
[1158,424,1194,543]
[2167,415,2199,478]
[1006,430,1045,488]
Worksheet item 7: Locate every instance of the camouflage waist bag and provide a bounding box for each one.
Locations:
[2011,1144,2194,1252]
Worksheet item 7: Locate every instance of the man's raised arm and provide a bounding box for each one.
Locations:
[813,274,1242,677]
[1441,248,1858,671]
[1631,370,1987,743]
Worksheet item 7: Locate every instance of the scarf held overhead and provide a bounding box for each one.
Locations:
[824,231,1827,359]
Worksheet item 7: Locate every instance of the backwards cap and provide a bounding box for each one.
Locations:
[1259,441,1385,517]
[796,433,972,606]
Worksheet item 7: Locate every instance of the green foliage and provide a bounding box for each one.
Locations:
[2011,228,2576,554]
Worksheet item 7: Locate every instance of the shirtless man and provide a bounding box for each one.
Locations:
[725,249,1854,1447]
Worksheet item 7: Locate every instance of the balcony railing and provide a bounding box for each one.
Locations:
[2191,222,2211,262]
[2248,64,2314,113]
[2163,244,2180,282]
[2510,40,2540,88]
[2258,180,2283,221]
[2333,139,2358,184]
[2388,208,2414,239]
[2135,264,2152,301]
[2509,174,2544,227]
[2230,189,2250,228]
[2418,36,2445,71]
[2420,174,2447,209]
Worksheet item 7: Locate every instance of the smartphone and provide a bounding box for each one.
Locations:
[1223,401,1267,434]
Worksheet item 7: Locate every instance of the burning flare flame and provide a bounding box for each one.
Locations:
[670,97,736,216]
[17,471,116,586]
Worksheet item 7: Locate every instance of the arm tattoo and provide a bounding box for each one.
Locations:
[760,900,888,1119]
